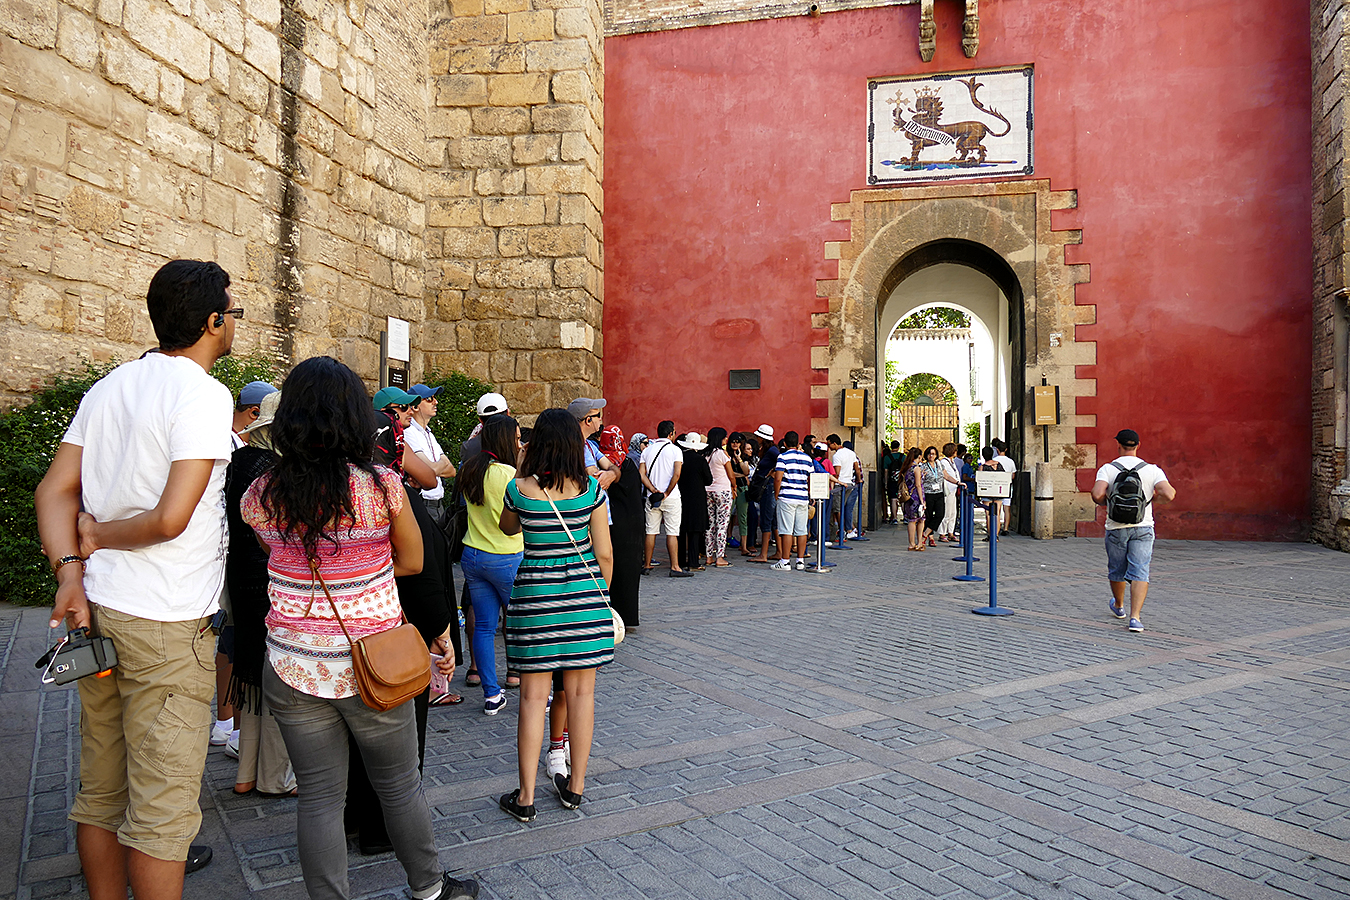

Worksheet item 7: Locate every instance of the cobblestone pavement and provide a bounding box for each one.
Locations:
[5,530,1350,899]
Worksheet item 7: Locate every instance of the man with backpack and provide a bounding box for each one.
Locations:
[1091,429,1176,633]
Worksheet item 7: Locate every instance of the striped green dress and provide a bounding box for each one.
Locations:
[503,475,615,671]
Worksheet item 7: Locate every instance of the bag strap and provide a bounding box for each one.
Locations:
[646,442,668,492]
[533,477,612,609]
[308,556,406,649]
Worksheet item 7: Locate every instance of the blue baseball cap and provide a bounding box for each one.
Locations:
[238,381,278,407]
[408,384,442,400]
[373,386,420,409]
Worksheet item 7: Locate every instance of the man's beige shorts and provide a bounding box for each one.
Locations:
[69,604,215,863]
[644,489,682,535]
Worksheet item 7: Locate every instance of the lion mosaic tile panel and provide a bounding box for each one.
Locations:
[867,66,1033,184]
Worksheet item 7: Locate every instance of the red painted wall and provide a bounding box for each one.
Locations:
[603,1,1313,539]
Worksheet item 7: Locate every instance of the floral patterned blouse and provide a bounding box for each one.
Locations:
[241,466,405,699]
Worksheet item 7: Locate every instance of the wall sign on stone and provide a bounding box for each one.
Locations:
[867,66,1032,184]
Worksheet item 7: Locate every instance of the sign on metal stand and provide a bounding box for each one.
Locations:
[806,474,835,572]
[972,471,1014,616]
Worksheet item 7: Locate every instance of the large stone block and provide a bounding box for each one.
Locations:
[471,106,530,135]
[500,317,555,349]
[474,167,525,195]
[449,135,512,167]
[482,195,544,227]
[428,107,472,139]
[243,19,279,81]
[497,226,526,257]
[0,0,58,48]
[441,226,497,259]
[440,14,505,46]
[436,74,487,107]
[194,0,243,52]
[526,224,584,257]
[427,197,482,227]
[444,44,524,75]
[536,287,592,320]
[526,164,587,195]
[503,380,546,415]
[123,0,211,81]
[464,288,535,319]
[100,32,159,102]
[506,10,553,42]
[487,72,547,106]
[8,104,66,166]
[476,258,552,289]
[57,9,98,68]
[531,348,589,381]
[525,37,589,73]
[531,104,587,133]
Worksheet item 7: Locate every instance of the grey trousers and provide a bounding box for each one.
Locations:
[263,665,442,900]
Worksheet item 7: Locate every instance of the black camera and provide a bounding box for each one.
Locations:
[35,627,118,685]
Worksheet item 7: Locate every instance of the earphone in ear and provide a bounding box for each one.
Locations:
[213,312,225,328]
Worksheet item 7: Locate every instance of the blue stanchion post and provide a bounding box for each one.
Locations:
[953,489,983,582]
[807,497,836,571]
[850,481,869,541]
[972,499,1013,616]
[831,487,852,550]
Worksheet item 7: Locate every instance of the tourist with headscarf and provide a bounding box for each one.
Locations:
[600,426,644,627]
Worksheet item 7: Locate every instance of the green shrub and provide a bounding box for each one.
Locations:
[0,351,283,607]
[0,360,116,607]
[418,370,497,464]
[965,422,982,451]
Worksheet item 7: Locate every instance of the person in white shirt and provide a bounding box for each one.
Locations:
[1091,429,1175,634]
[993,439,1017,536]
[639,420,689,576]
[827,434,862,540]
[35,259,238,900]
[405,383,457,521]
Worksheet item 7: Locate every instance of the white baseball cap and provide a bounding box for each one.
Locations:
[476,392,508,416]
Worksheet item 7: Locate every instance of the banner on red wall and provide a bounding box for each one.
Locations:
[867,66,1034,184]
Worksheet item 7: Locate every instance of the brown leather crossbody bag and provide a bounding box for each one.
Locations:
[308,558,430,711]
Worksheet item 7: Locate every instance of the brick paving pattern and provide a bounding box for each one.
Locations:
[3,531,1350,898]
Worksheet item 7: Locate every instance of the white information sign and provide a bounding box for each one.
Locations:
[975,470,1013,499]
[808,472,832,501]
[386,317,410,362]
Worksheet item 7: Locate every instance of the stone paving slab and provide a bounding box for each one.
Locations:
[4,532,1350,899]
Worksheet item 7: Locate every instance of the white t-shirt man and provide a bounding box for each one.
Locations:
[832,446,860,485]
[63,353,233,621]
[995,451,1017,507]
[640,438,681,496]
[1095,456,1168,530]
[403,419,446,501]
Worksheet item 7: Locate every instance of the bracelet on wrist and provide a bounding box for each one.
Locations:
[52,555,84,574]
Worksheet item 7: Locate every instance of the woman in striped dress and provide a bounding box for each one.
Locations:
[497,408,614,822]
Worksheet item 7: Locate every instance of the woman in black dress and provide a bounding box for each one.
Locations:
[676,433,712,570]
[599,426,643,627]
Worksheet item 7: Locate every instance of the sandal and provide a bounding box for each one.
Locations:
[505,671,521,689]
[714,560,733,567]
[464,669,480,688]
[430,691,464,706]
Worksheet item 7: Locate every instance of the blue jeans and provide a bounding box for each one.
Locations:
[1105,526,1154,582]
[839,483,859,534]
[461,545,523,699]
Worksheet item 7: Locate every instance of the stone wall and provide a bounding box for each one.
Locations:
[0,0,432,404]
[1312,0,1350,551]
[422,0,604,418]
[605,0,911,37]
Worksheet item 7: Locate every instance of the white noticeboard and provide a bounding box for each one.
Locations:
[808,473,832,501]
[976,470,1012,499]
[386,317,410,362]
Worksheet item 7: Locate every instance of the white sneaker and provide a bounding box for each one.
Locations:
[546,747,569,778]
[847,530,859,540]
[795,559,806,571]
[224,731,240,760]
[484,693,507,715]
[210,719,233,746]
[770,559,792,571]
[564,737,571,767]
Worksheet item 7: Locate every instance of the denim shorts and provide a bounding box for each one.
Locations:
[1105,526,1154,582]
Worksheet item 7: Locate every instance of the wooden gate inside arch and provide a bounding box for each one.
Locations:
[895,397,958,451]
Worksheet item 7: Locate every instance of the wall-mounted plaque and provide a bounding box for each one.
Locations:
[867,66,1033,184]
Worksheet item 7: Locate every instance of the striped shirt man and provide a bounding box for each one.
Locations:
[775,448,814,505]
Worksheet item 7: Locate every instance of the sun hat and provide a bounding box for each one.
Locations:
[242,390,281,433]
[678,432,709,451]
[753,424,774,441]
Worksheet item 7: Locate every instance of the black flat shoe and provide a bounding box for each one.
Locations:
[499,789,536,822]
[553,772,582,809]
[185,844,213,874]
[436,872,481,900]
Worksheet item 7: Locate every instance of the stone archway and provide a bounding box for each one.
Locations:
[815,180,1097,535]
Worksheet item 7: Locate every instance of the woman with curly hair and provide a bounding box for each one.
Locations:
[241,357,475,900]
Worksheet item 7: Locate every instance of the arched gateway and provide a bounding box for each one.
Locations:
[816,180,1098,535]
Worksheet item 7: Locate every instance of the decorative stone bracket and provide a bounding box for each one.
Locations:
[919,0,979,62]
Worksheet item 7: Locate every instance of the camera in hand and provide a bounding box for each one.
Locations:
[35,627,118,685]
